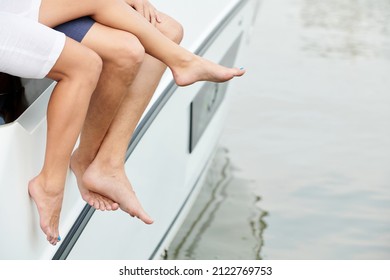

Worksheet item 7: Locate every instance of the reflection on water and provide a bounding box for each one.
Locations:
[300,0,390,59]
[171,0,390,259]
[166,148,267,260]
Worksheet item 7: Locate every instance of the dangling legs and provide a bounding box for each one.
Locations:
[81,52,166,224]
[70,12,183,223]
[28,38,102,245]
[67,23,145,212]
[80,12,183,224]
[39,0,245,87]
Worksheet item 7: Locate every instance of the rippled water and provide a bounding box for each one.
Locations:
[167,0,390,259]
[166,148,267,260]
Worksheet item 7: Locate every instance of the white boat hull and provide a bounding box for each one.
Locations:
[0,0,257,259]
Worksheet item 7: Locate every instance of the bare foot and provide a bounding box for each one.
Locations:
[71,149,119,211]
[82,161,154,224]
[28,176,63,245]
[171,55,245,86]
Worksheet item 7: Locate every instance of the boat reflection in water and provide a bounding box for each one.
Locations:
[165,147,267,260]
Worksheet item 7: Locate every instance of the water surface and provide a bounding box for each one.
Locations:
[168,0,390,259]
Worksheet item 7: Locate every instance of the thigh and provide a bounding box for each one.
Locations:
[84,23,141,58]
[55,17,141,61]
[39,0,103,27]
[0,12,65,79]
[46,36,101,82]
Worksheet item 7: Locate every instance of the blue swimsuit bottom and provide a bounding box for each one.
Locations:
[54,16,95,42]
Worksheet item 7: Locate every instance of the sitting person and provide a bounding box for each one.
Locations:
[0,0,245,245]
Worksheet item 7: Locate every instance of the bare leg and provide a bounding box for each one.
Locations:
[28,38,102,245]
[39,0,245,86]
[73,13,183,224]
[82,52,169,225]
[70,24,145,211]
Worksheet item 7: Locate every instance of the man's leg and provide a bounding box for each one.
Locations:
[63,22,146,212]
[56,15,176,222]
[81,13,184,224]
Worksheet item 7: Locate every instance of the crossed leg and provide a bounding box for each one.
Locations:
[70,13,183,224]
[32,0,244,241]
[39,0,245,87]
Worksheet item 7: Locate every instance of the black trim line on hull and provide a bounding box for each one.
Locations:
[53,0,249,260]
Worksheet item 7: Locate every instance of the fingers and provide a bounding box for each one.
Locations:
[130,0,145,17]
[143,2,158,26]
[149,7,162,26]
[130,0,161,26]
[143,3,151,24]
[149,4,162,25]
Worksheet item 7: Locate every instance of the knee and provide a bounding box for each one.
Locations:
[77,49,103,89]
[108,34,145,73]
[157,14,184,44]
[49,39,102,96]
[59,46,102,85]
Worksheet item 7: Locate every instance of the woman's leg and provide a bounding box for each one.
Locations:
[28,37,102,245]
[39,0,245,86]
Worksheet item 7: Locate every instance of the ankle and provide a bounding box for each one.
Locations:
[91,155,125,174]
[29,174,64,196]
[71,149,95,169]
